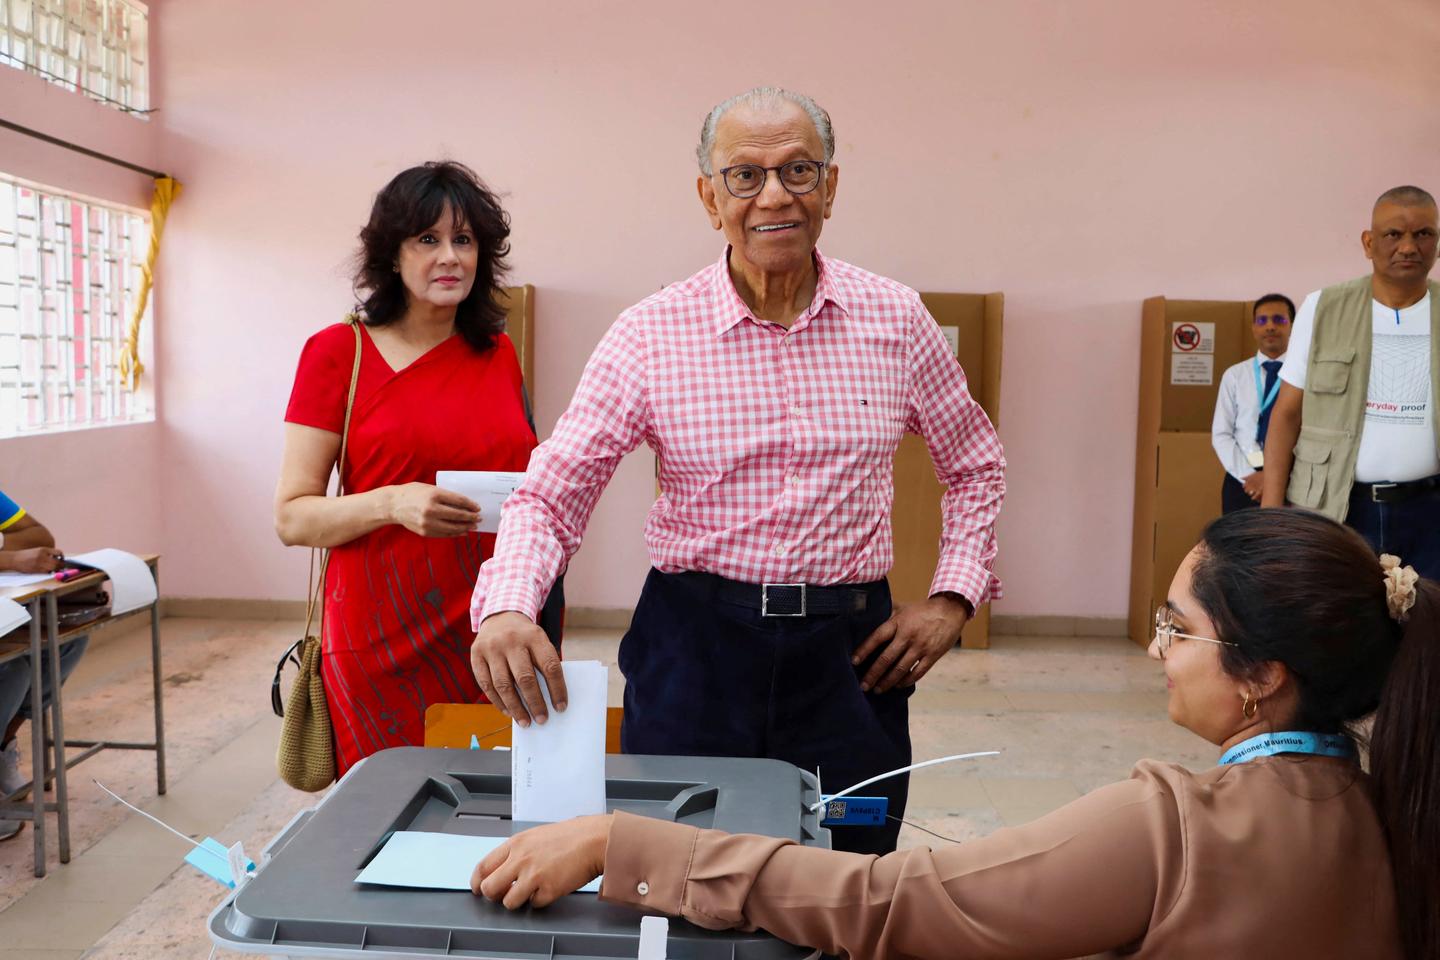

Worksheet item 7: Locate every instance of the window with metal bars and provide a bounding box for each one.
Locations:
[0,0,149,115]
[0,173,153,437]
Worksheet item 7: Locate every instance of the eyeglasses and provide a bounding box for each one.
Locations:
[717,160,826,199]
[1254,314,1290,327]
[1153,606,1239,659]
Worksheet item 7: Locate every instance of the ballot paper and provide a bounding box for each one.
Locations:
[0,571,54,589]
[511,660,608,823]
[0,598,31,637]
[355,831,600,893]
[65,549,157,616]
[434,471,526,534]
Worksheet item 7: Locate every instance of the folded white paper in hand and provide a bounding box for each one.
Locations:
[512,660,608,823]
[434,471,526,534]
[65,549,156,616]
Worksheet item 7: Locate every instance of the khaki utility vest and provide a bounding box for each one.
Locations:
[1287,274,1440,521]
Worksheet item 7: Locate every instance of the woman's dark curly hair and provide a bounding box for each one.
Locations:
[353,161,511,352]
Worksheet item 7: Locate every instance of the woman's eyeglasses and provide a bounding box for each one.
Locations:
[1153,607,1239,659]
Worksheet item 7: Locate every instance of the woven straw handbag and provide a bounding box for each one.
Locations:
[274,315,362,792]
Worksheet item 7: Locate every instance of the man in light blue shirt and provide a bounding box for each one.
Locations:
[1212,294,1294,513]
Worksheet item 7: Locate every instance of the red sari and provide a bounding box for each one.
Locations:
[285,322,535,775]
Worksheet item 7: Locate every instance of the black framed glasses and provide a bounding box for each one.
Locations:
[718,160,826,199]
[1153,606,1238,659]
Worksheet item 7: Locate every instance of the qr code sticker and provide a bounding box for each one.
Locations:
[826,801,847,820]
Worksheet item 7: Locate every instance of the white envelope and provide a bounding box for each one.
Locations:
[434,471,526,534]
[511,660,608,823]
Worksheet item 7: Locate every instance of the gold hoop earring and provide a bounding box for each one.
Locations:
[1242,694,1259,719]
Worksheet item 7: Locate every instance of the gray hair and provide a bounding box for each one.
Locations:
[695,86,835,176]
[1375,185,1436,209]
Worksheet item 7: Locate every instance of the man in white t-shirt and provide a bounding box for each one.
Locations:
[1262,185,1440,577]
[1212,293,1293,513]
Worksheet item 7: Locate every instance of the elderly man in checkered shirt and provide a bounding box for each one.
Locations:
[469,86,1005,854]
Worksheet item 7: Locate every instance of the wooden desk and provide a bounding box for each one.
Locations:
[0,555,163,878]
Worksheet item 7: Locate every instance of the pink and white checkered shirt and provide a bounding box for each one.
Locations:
[472,249,1005,626]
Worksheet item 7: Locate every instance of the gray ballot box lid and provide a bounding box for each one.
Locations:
[210,747,829,959]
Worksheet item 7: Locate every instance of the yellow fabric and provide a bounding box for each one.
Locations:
[0,507,26,531]
[118,177,183,392]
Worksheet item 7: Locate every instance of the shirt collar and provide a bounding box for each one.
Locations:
[1254,350,1287,364]
[710,246,850,336]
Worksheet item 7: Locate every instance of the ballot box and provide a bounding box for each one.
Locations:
[210,747,828,959]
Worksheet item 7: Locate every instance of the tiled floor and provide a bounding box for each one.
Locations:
[0,617,1215,958]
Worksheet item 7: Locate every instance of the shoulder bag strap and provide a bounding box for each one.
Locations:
[301,315,364,639]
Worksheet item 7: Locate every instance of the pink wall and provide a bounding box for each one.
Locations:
[12,0,1440,616]
[0,54,163,561]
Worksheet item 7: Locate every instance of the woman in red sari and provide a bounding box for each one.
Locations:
[275,161,545,775]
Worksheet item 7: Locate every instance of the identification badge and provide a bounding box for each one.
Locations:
[1246,450,1265,469]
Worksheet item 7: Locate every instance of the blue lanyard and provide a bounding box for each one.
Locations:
[1219,731,1356,766]
[1252,358,1281,416]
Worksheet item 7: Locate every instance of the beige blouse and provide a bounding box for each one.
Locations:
[599,757,1400,958]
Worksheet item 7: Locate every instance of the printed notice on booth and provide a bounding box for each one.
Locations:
[1171,354,1214,385]
[1169,321,1215,385]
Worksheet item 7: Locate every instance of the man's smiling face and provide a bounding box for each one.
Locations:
[698,100,838,279]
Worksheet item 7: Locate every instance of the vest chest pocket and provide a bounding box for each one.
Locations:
[1308,347,1356,395]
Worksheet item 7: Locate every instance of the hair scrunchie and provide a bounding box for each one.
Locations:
[1379,554,1419,623]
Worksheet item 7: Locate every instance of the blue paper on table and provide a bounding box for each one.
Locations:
[185,837,254,889]
[356,831,601,894]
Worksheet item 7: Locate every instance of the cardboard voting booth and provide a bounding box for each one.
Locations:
[209,747,827,959]
[890,292,1004,649]
[1128,297,1256,647]
[498,285,536,387]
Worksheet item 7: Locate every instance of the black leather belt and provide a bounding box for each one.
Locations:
[667,571,876,617]
[1353,474,1440,504]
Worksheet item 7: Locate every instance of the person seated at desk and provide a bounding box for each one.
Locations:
[471,509,1436,959]
[0,488,86,842]
[0,488,63,574]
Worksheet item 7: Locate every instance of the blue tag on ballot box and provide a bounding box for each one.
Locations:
[820,795,889,827]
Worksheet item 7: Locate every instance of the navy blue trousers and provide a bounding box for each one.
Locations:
[1346,483,1440,580]
[1221,474,1259,514]
[619,569,911,854]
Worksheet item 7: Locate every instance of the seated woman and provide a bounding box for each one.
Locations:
[470,508,1436,959]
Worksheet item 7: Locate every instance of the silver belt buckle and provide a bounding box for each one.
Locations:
[761,583,806,617]
[1371,482,1398,502]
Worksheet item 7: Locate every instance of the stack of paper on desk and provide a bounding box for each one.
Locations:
[66,549,157,615]
[0,572,54,589]
[512,659,608,823]
[0,597,31,636]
